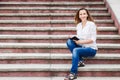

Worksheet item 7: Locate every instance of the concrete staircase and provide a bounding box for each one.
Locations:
[0,0,120,79]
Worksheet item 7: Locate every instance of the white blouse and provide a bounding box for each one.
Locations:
[76,21,98,50]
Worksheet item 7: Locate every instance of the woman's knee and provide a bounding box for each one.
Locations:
[72,48,79,57]
[66,39,74,46]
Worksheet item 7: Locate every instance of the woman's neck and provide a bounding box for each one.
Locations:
[82,20,87,28]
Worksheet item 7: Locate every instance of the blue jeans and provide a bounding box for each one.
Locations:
[66,39,97,74]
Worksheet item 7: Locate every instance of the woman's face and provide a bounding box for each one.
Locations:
[79,10,88,22]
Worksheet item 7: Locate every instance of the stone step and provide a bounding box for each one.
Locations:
[0,13,110,17]
[0,20,114,27]
[0,77,119,80]
[0,27,117,35]
[0,26,118,35]
[0,7,108,13]
[0,53,119,60]
[1,64,116,71]
[0,2,105,8]
[50,53,120,64]
[0,35,119,43]
[0,7,108,10]
[0,26,117,31]
[0,53,119,64]
[0,20,113,24]
[0,35,119,40]
[0,13,111,20]
[0,2,105,6]
[0,17,111,21]
[0,43,119,49]
[0,64,119,76]
[0,0,103,2]
[0,43,119,53]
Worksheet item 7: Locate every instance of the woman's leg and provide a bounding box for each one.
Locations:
[70,47,97,74]
[66,39,84,67]
[66,39,77,53]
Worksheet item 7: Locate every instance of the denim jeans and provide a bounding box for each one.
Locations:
[66,39,97,74]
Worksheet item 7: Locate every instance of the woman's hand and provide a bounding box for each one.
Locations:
[73,40,80,44]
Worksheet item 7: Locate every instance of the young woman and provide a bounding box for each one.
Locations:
[64,8,98,80]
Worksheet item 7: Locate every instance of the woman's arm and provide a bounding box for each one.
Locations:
[74,39,93,44]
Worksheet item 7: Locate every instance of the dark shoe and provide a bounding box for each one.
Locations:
[78,61,85,67]
[64,73,77,80]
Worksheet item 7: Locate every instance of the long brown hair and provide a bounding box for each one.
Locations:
[75,8,94,24]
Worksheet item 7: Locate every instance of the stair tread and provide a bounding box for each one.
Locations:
[0,53,119,59]
[0,2,104,5]
[0,77,119,80]
[51,53,120,59]
[0,27,117,31]
[0,43,119,49]
[0,7,107,10]
[0,20,113,23]
[0,35,119,39]
[0,64,119,71]
[0,13,110,16]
